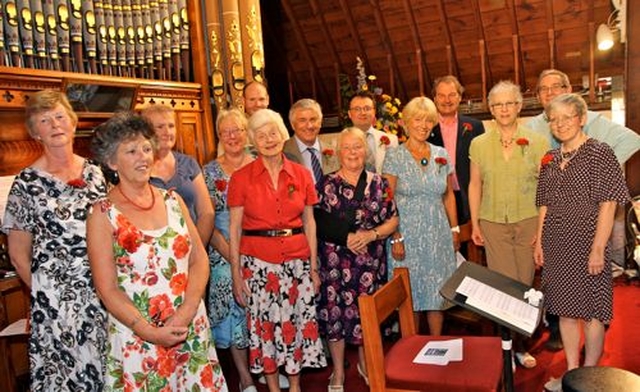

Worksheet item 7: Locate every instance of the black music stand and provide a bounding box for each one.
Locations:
[440,261,544,392]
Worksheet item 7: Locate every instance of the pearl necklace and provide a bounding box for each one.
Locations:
[117,183,156,211]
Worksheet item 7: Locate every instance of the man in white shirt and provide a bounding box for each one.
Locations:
[347,91,398,173]
[284,99,340,185]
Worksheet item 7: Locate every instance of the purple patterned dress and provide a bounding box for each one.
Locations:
[316,171,397,344]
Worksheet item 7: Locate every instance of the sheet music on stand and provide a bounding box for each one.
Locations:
[440,261,543,337]
[456,276,539,335]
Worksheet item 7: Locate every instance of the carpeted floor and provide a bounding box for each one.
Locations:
[218,277,640,392]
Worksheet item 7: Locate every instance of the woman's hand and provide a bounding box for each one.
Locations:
[588,248,605,275]
[141,324,189,348]
[310,270,321,294]
[452,232,460,251]
[231,266,250,307]
[347,231,371,254]
[165,302,197,329]
[533,240,544,268]
[471,224,484,246]
[391,241,405,261]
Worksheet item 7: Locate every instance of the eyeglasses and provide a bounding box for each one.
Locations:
[490,101,519,110]
[547,114,579,127]
[219,128,244,138]
[253,129,281,143]
[349,106,373,114]
[538,84,568,95]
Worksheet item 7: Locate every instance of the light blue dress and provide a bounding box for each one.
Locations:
[383,143,457,311]
[203,160,249,349]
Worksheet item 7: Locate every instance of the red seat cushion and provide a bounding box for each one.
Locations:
[385,335,503,392]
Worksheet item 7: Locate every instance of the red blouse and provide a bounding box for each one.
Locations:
[228,155,318,263]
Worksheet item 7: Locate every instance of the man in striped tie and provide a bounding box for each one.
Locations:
[284,98,341,185]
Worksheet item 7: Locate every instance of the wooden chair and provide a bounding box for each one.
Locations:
[358,267,503,392]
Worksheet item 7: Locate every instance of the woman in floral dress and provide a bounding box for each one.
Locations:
[204,108,257,392]
[316,127,398,390]
[383,97,458,337]
[3,90,107,391]
[87,112,227,391]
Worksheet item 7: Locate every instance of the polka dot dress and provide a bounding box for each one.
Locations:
[536,139,629,322]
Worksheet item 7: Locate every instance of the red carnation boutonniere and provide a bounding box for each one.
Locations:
[379,135,390,147]
[287,183,297,198]
[383,186,394,202]
[322,148,334,157]
[435,157,448,173]
[462,122,473,134]
[541,153,554,167]
[214,179,227,192]
[516,137,529,156]
[67,178,87,188]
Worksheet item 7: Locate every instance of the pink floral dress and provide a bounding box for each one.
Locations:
[102,190,227,391]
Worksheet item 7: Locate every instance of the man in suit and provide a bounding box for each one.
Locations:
[348,91,399,173]
[242,81,269,116]
[429,75,485,225]
[284,98,340,184]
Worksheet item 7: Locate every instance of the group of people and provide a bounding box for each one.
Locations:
[2,67,638,392]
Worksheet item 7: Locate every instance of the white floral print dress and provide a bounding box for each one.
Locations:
[102,189,227,391]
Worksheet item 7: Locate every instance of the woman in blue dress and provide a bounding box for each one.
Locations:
[203,108,258,392]
[383,96,460,335]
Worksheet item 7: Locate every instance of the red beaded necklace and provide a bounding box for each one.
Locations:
[117,183,156,211]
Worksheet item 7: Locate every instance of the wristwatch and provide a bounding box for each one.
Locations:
[450,225,460,233]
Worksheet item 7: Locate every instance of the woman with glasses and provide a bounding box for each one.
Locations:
[468,81,549,368]
[203,108,258,392]
[315,127,398,390]
[228,109,326,392]
[534,93,629,391]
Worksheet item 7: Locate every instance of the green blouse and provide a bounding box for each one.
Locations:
[469,123,550,223]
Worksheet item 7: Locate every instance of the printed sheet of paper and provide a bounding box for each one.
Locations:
[0,175,16,226]
[413,338,463,365]
[456,276,539,334]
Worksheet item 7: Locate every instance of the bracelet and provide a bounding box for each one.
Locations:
[450,225,460,233]
[390,237,404,245]
[373,228,380,240]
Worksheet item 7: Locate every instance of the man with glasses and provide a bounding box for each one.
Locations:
[528,69,640,163]
[284,99,340,185]
[348,91,398,173]
[429,75,485,226]
[528,69,640,352]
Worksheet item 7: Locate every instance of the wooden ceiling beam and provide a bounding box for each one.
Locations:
[545,0,557,70]
[338,0,370,72]
[437,0,460,81]
[369,0,407,98]
[471,0,489,106]
[309,0,344,72]
[507,0,524,88]
[402,0,431,95]
[588,2,596,103]
[281,0,329,102]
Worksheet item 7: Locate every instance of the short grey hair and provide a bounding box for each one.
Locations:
[91,112,157,167]
[336,127,367,158]
[537,69,571,90]
[289,98,323,125]
[216,107,247,136]
[488,80,522,105]
[432,75,465,97]
[247,109,289,143]
[545,93,588,119]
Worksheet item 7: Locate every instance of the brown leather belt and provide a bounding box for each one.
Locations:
[242,227,304,237]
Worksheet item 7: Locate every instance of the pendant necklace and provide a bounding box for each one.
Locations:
[500,137,515,148]
[118,183,156,211]
[407,143,430,166]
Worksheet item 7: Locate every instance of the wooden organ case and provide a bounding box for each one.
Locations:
[0,0,213,389]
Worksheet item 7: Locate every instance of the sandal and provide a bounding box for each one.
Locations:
[515,351,537,369]
[328,373,344,392]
